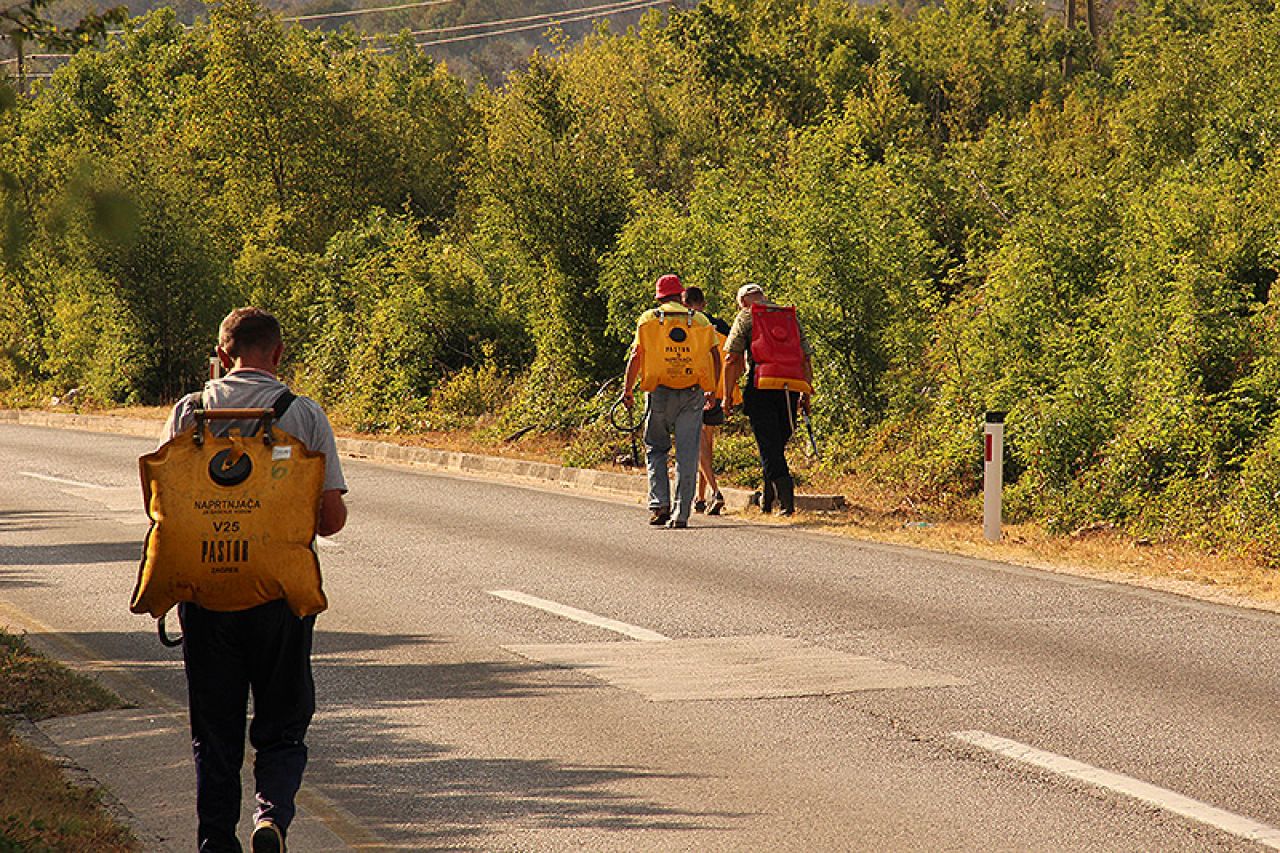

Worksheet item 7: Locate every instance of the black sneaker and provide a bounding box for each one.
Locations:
[666,519,688,529]
[707,493,725,516]
[251,820,284,853]
[649,509,671,526]
[693,499,707,513]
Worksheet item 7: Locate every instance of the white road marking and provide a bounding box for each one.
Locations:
[489,589,669,642]
[18,471,112,489]
[953,730,1280,849]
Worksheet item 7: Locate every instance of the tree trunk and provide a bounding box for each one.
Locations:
[1063,0,1076,78]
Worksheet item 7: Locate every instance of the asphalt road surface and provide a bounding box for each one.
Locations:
[1,422,1278,852]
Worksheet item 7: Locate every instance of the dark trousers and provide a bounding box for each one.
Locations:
[179,600,316,853]
[743,385,799,483]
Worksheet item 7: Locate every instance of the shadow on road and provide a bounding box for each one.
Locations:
[0,567,53,589]
[13,626,749,848]
[0,508,101,534]
[0,508,142,569]
[0,540,142,567]
[303,632,746,848]
[314,712,745,850]
[317,656,575,704]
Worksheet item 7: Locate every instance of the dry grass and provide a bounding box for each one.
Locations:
[340,425,578,466]
[95,405,171,421]
[786,489,1280,612]
[0,629,136,852]
[0,730,139,852]
[0,631,126,721]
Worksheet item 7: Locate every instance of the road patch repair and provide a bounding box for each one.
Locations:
[505,635,965,702]
[491,590,964,702]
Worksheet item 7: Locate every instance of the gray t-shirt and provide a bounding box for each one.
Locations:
[163,370,347,493]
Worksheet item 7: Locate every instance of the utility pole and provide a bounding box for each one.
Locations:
[1063,0,1100,79]
[1063,0,1076,78]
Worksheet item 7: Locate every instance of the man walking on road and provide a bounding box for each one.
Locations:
[161,308,348,853]
[723,284,813,516]
[623,274,721,528]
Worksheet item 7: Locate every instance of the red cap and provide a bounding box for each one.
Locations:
[654,274,684,301]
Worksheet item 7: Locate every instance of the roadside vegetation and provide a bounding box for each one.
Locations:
[6,0,1280,566]
[0,628,135,851]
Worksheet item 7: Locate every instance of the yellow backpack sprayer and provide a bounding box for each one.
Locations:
[132,394,326,645]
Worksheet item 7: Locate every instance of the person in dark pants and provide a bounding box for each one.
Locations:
[162,308,348,853]
[179,601,315,852]
[722,284,813,516]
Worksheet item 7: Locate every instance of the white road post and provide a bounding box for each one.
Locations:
[208,348,222,381]
[983,411,1005,543]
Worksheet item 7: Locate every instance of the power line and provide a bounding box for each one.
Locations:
[5,0,673,70]
[282,0,459,23]
[0,53,71,66]
[412,0,670,47]
[364,0,660,40]
[98,0,461,33]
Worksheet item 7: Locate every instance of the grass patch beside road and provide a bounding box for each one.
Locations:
[0,628,137,852]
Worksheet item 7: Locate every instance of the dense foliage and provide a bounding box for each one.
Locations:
[5,0,1280,556]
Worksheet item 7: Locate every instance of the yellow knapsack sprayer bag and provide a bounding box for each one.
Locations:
[638,308,718,392]
[132,403,327,620]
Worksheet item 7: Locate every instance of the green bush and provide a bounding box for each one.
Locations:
[9,0,1280,557]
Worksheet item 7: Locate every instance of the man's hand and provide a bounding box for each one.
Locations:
[622,390,634,409]
[704,391,719,410]
[318,489,347,537]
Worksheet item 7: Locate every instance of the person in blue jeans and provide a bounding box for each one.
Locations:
[622,274,721,528]
[162,308,348,853]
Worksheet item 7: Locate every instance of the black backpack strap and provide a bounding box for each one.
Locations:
[244,389,296,442]
[192,391,207,446]
[273,389,297,419]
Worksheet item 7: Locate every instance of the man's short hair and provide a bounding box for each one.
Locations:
[683,286,706,307]
[219,308,282,358]
[736,283,765,305]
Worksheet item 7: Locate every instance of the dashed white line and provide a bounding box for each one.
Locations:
[953,730,1280,849]
[18,471,113,489]
[488,590,669,642]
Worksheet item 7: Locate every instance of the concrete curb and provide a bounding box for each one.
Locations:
[0,409,847,512]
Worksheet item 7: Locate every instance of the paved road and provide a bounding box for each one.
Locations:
[1,422,1278,851]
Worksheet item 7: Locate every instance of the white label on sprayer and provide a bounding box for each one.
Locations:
[272,446,293,461]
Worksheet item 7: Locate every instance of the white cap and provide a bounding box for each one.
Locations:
[736,283,765,303]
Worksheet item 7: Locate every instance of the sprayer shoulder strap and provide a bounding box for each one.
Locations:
[273,389,297,419]
[192,388,296,436]
[196,385,295,414]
